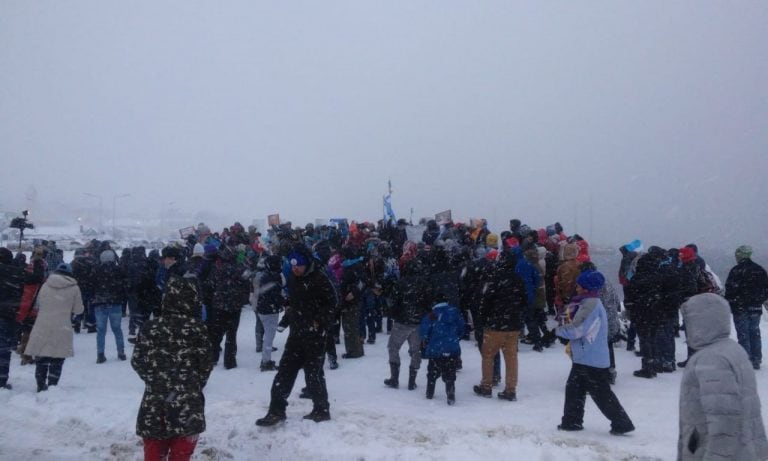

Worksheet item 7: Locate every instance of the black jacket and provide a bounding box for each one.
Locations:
[479,256,528,331]
[284,262,337,335]
[391,260,432,325]
[0,262,25,320]
[91,262,128,306]
[207,259,249,312]
[256,270,284,316]
[725,259,768,314]
[624,250,667,332]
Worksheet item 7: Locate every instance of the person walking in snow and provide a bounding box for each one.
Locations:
[420,293,464,405]
[131,275,212,461]
[0,248,25,390]
[724,245,768,370]
[25,263,84,392]
[556,270,635,435]
[256,243,337,426]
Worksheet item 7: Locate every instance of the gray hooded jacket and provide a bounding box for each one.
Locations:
[678,293,768,461]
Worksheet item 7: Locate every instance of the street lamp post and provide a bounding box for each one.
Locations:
[83,192,103,230]
[112,193,131,238]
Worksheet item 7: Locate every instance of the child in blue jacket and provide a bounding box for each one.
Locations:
[419,294,465,405]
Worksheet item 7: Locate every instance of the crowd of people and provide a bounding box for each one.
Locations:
[1,217,767,460]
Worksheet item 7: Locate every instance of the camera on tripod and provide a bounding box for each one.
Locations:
[10,210,34,232]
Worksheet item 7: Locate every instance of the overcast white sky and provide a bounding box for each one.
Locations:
[1,1,766,249]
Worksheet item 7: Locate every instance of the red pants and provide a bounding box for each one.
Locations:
[143,435,198,461]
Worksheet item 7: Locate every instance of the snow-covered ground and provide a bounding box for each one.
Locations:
[1,308,765,460]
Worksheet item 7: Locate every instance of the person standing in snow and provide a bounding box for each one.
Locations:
[256,243,337,426]
[678,293,768,460]
[91,249,128,363]
[131,275,212,461]
[724,245,768,370]
[0,248,25,390]
[251,255,284,371]
[556,270,635,435]
[420,293,464,405]
[24,263,84,392]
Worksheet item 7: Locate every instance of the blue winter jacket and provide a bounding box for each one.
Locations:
[512,247,541,306]
[555,296,610,368]
[419,303,465,359]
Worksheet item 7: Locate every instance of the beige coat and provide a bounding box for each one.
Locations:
[25,273,84,358]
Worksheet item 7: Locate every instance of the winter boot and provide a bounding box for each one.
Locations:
[255,413,286,427]
[497,390,517,401]
[117,352,127,361]
[473,385,492,398]
[425,380,436,400]
[408,368,418,390]
[328,355,339,370]
[73,324,80,334]
[260,361,276,371]
[303,409,331,423]
[633,359,657,378]
[446,382,455,406]
[384,362,400,389]
[37,382,48,393]
[96,353,106,364]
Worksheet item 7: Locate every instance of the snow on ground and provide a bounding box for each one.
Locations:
[1,309,765,460]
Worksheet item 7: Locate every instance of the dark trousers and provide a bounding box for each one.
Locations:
[0,318,15,386]
[207,309,241,368]
[655,318,677,367]
[341,307,363,356]
[268,332,329,416]
[626,322,637,349]
[325,332,337,359]
[129,298,151,336]
[35,357,65,386]
[562,363,634,431]
[638,327,657,369]
[359,305,379,342]
[525,308,548,345]
[426,356,459,386]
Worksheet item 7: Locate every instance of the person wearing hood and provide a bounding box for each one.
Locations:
[131,275,213,461]
[420,292,464,405]
[25,263,84,392]
[678,293,768,460]
[724,245,768,370]
[256,243,337,427]
[555,270,634,435]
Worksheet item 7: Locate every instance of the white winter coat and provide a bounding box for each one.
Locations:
[25,273,84,358]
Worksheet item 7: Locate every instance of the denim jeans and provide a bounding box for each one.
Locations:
[734,312,762,366]
[257,313,279,363]
[94,304,125,355]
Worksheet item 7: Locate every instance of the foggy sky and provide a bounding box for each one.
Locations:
[1,1,767,250]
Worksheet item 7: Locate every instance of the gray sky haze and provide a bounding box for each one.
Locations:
[1,1,766,249]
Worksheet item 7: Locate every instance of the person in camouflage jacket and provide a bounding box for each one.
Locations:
[131,275,213,460]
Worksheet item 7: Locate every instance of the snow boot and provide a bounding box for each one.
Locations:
[497,390,517,401]
[384,362,400,389]
[260,361,276,371]
[425,380,436,400]
[407,368,418,390]
[255,413,286,427]
[96,353,106,364]
[117,352,127,361]
[473,385,492,398]
[303,409,331,423]
[328,355,339,370]
[446,382,455,406]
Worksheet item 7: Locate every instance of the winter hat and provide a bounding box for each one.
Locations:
[192,243,205,258]
[100,250,116,263]
[161,246,182,260]
[735,245,753,262]
[679,247,697,264]
[486,233,499,249]
[288,251,309,267]
[623,239,643,253]
[576,270,605,293]
[203,243,218,257]
[55,262,73,274]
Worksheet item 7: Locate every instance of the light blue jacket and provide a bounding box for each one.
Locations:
[556,297,609,368]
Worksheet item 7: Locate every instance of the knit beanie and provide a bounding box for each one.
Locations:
[735,245,753,262]
[576,270,605,292]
